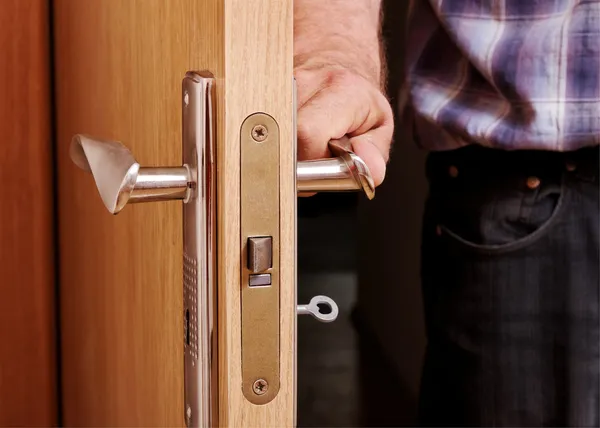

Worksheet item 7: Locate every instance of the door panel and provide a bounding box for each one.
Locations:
[54,2,190,424]
[54,1,293,426]
[0,1,57,425]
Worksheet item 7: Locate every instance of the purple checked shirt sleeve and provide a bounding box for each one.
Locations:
[401,0,600,152]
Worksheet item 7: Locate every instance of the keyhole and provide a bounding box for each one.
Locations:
[317,302,332,315]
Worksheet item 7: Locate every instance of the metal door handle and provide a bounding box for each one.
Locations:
[297,137,375,199]
[68,73,219,427]
[70,135,192,214]
[70,135,375,214]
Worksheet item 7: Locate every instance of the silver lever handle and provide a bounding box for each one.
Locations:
[296,137,375,200]
[70,134,375,215]
[70,135,192,214]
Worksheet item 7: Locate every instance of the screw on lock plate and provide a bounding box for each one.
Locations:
[297,295,339,323]
[252,379,269,395]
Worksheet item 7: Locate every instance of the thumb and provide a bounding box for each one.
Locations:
[349,128,391,187]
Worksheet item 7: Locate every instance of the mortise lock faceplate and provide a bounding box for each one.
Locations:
[240,112,282,404]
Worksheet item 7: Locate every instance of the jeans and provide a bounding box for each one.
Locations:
[418,145,599,427]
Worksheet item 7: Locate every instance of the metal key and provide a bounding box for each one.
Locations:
[297,296,339,323]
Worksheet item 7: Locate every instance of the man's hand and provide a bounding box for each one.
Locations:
[294,0,393,187]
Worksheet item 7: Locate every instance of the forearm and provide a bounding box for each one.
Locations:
[294,0,384,86]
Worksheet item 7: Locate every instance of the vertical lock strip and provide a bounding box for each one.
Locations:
[182,72,218,427]
[240,113,281,404]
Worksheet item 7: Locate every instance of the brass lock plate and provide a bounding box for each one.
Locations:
[240,113,281,404]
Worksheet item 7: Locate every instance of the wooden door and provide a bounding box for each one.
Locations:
[54,1,294,426]
[0,1,57,425]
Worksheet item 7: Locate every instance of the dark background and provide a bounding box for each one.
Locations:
[296,2,427,426]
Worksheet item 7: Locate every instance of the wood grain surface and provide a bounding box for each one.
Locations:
[222,0,295,426]
[54,0,294,426]
[54,1,212,425]
[0,1,57,425]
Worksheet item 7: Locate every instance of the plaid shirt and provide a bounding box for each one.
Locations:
[401,0,600,151]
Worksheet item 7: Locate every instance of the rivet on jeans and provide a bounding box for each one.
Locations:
[526,176,541,190]
[566,161,577,172]
[448,165,459,178]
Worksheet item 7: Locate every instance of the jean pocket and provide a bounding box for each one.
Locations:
[433,171,569,255]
